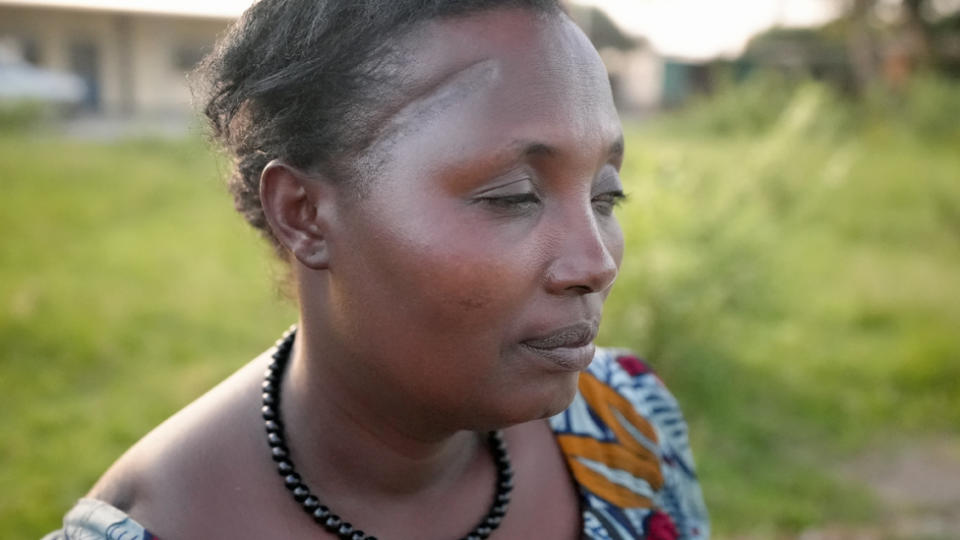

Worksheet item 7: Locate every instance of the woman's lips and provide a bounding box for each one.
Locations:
[519,322,598,371]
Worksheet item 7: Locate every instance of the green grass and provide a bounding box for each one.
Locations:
[0,133,297,535]
[2,81,959,537]
[600,83,960,534]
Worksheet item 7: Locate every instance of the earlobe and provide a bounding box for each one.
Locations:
[259,159,333,270]
[296,232,330,268]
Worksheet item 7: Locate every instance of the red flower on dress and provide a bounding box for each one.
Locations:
[616,355,651,377]
[643,510,679,540]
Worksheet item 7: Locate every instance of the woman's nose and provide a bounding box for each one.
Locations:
[544,209,619,296]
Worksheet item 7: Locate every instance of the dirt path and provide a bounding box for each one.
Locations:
[801,436,960,540]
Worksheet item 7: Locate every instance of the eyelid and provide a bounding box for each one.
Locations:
[473,177,537,198]
[597,190,627,202]
[591,190,628,216]
[593,167,623,194]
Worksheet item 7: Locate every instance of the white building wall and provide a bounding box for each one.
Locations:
[128,16,223,113]
[0,5,227,115]
[600,47,665,112]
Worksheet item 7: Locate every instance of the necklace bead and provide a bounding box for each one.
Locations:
[263,327,512,540]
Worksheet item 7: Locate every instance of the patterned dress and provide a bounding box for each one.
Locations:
[45,349,708,540]
[550,348,709,539]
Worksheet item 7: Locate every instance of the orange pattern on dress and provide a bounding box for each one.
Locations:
[555,372,665,509]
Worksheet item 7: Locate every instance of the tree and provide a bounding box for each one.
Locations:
[846,0,881,93]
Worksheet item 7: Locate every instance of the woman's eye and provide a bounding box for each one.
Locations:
[592,190,627,216]
[478,193,541,211]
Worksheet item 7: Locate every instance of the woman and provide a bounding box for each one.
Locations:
[46,0,708,538]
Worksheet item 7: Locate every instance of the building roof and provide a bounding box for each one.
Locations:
[0,0,251,18]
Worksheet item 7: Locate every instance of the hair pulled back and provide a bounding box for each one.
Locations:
[194,0,562,254]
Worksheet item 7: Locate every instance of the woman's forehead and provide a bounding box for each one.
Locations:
[369,59,501,156]
[366,8,620,163]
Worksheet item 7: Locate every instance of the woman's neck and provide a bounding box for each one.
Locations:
[279,321,488,498]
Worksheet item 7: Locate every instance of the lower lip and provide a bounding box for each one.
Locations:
[518,342,596,372]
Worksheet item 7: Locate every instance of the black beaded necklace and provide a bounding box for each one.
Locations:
[261,327,514,540]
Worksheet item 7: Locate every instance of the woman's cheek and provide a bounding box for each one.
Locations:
[416,225,536,315]
[425,254,514,320]
[605,217,626,272]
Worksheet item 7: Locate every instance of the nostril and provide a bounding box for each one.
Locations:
[567,284,594,295]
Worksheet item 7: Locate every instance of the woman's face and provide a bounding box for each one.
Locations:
[321,8,624,429]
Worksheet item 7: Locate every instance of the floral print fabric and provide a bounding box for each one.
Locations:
[550,348,710,539]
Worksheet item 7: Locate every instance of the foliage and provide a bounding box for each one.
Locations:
[603,80,960,534]
[0,135,297,535]
[736,0,960,95]
[665,71,960,141]
[661,74,854,138]
[864,72,960,138]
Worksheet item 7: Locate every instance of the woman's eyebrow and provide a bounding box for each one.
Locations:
[500,135,624,161]
[520,141,557,158]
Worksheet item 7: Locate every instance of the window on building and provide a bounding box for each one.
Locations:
[21,37,41,65]
[69,39,100,110]
[0,35,40,64]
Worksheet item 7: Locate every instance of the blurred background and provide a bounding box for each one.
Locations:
[1,0,958,538]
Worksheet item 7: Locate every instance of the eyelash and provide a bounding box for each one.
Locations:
[478,191,627,215]
[479,193,540,210]
[592,190,628,216]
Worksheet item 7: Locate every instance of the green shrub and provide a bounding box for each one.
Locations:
[664,71,960,142]
[865,73,960,139]
[604,81,960,532]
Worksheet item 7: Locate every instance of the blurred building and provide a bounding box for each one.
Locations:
[568,4,664,114]
[0,1,230,115]
[0,0,669,118]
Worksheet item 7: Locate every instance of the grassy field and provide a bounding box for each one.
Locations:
[2,82,959,537]
[608,81,960,535]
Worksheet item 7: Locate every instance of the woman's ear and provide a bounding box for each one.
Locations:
[259,160,334,270]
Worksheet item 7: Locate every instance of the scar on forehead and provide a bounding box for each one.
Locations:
[366,58,500,152]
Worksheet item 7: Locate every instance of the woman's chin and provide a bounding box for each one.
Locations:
[475,371,581,429]
[533,373,581,418]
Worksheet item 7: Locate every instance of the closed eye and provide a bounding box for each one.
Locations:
[592,190,627,216]
[477,192,541,210]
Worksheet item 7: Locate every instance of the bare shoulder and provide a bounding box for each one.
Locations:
[86,352,277,538]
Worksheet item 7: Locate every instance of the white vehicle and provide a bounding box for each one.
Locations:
[0,60,87,105]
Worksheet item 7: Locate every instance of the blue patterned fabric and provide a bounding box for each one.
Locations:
[42,498,154,540]
[550,348,709,539]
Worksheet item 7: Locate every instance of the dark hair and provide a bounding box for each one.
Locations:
[194,0,562,254]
